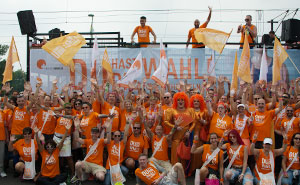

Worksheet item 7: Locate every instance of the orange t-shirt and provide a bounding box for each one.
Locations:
[11,106,30,135]
[13,139,38,162]
[80,112,99,139]
[4,109,13,131]
[106,141,125,169]
[55,117,73,135]
[37,109,57,135]
[135,162,160,185]
[92,100,101,114]
[161,104,173,134]
[101,102,120,132]
[254,149,275,180]
[280,117,300,142]
[41,148,60,178]
[120,109,130,132]
[188,22,208,48]
[274,105,288,131]
[284,146,300,170]
[250,110,275,141]
[225,143,245,166]
[133,25,153,47]
[209,112,232,138]
[72,109,83,117]
[202,144,224,170]
[0,111,6,140]
[84,138,105,166]
[239,24,256,47]
[233,115,250,139]
[294,108,300,118]
[125,134,149,160]
[152,135,169,161]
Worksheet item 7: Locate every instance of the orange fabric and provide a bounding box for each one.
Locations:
[133,25,153,47]
[106,141,125,169]
[209,112,232,138]
[274,105,288,131]
[37,108,57,135]
[152,135,169,161]
[284,146,300,170]
[84,138,105,166]
[80,112,99,139]
[280,117,300,142]
[4,109,12,131]
[13,139,38,162]
[11,106,30,135]
[295,108,300,118]
[41,148,60,178]
[233,116,250,139]
[188,22,208,48]
[55,117,73,135]
[135,162,160,185]
[72,109,83,117]
[239,24,256,47]
[101,102,120,132]
[92,100,101,113]
[125,134,149,160]
[225,143,245,166]
[254,149,275,180]
[250,110,275,141]
[161,104,172,134]
[120,109,130,132]
[0,111,6,140]
[202,144,223,170]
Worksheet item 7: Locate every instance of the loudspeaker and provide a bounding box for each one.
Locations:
[49,28,62,40]
[17,10,37,35]
[281,19,300,43]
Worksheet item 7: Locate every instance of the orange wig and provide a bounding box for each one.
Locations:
[190,94,206,111]
[173,92,189,109]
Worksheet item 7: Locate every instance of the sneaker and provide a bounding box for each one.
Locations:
[0,172,7,177]
[70,175,79,183]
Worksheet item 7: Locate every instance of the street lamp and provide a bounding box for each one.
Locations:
[88,14,94,47]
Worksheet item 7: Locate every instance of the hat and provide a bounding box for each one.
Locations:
[263,138,273,145]
[237,104,245,108]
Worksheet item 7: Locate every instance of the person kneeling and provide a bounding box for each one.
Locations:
[135,154,186,185]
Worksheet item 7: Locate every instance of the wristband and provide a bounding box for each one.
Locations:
[252,139,257,143]
[220,178,224,182]
[193,140,199,144]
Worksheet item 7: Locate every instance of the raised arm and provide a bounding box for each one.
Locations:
[104,118,113,144]
[204,6,212,25]
[191,135,204,154]
[73,117,85,145]
[2,83,15,110]
[250,131,260,157]
[34,126,44,154]
[274,132,288,157]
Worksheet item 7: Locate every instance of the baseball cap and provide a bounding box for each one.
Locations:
[237,104,245,108]
[263,138,273,145]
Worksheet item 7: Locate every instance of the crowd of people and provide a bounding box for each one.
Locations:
[0,75,299,185]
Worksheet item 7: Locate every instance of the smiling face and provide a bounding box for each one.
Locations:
[113,131,121,142]
[82,103,91,115]
[293,134,300,147]
[155,125,163,136]
[286,106,294,118]
[140,18,146,27]
[17,96,25,107]
[133,123,141,136]
[194,19,200,28]
[163,92,172,105]
[193,99,200,108]
[138,155,148,169]
[177,99,185,109]
[257,99,266,112]
[217,104,225,115]
[209,133,218,145]
[245,15,252,25]
[108,94,116,104]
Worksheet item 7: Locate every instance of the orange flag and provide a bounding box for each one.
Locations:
[272,37,288,85]
[3,36,20,84]
[237,33,252,83]
[230,51,239,91]
[42,31,86,72]
[102,48,113,84]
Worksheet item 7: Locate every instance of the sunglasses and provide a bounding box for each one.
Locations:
[82,106,89,109]
[245,19,250,21]
[114,135,121,137]
[294,138,300,140]
[164,97,170,99]
[282,96,289,99]
[133,127,141,129]
[23,133,31,135]
[46,145,54,149]
[75,103,82,106]
[254,98,260,100]
[65,107,72,109]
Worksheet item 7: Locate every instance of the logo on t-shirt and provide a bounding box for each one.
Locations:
[60,117,71,128]
[205,153,217,165]
[129,141,140,152]
[80,118,89,127]
[141,167,156,180]
[216,118,227,129]
[138,29,147,38]
[111,144,120,156]
[288,152,299,163]
[42,111,51,122]
[88,144,98,155]
[255,115,265,124]
[153,140,163,152]
[23,147,31,157]
[261,157,271,170]
[45,155,56,165]
[14,110,25,121]
[229,148,241,161]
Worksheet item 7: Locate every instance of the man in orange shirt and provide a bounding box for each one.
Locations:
[237,15,257,48]
[186,6,212,48]
[279,106,300,142]
[131,16,157,47]
[135,154,186,185]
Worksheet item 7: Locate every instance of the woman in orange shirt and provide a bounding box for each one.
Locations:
[281,133,300,185]
[34,122,70,185]
[191,133,224,185]
[250,132,287,184]
[72,99,83,117]
[219,129,253,184]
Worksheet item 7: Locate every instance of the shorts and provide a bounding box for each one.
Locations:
[82,161,106,175]
[159,166,178,185]
[281,169,300,185]
[207,167,219,179]
[225,167,253,184]
[149,157,172,172]
[53,135,71,157]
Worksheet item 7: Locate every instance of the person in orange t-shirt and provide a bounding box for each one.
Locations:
[73,117,113,183]
[207,101,233,138]
[281,133,300,185]
[191,133,224,184]
[135,154,186,185]
[237,15,257,48]
[219,129,253,184]
[186,6,212,48]
[0,109,7,177]
[279,106,300,143]
[119,99,134,132]
[124,121,149,171]
[131,16,157,47]
[34,121,70,184]
[250,132,287,184]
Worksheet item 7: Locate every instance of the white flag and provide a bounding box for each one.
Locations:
[259,45,268,81]
[91,37,99,79]
[117,52,143,88]
[207,50,216,77]
[151,42,168,87]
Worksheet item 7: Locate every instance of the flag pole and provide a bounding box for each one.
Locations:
[288,56,300,74]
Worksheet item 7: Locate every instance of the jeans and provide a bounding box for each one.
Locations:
[225,167,253,184]
[281,169,300,185]
[103,165,129,185]
[36,173,67,185]
[0,141,5,172]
